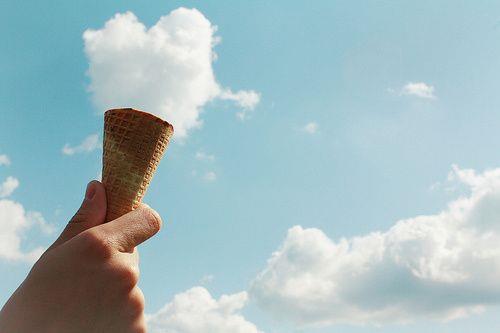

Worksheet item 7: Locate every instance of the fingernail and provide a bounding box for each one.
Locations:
[85,182,96,200]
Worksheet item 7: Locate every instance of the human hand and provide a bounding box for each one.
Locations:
[0,180,162,333]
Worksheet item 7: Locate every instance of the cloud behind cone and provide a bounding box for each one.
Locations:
[62,133,100,156]
[83,8,260,138]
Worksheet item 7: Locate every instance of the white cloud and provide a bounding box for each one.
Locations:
[196,151,215,162]
[250,165,500,326]
[147,287,263,333]
[0,154,10,166]
[83,8,260,138]
[62,133,100,156]
[302,122,318,134]
[0,200,52,262]
[203,171,217,182]
[219,89,260,110]
[0,176,53,262]
[220,89,260,121]
[0,176,19,198]
[401,82,436,99]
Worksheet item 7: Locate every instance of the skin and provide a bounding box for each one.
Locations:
[0,180,162,333]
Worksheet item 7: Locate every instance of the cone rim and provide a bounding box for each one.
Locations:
[105,108,174,132]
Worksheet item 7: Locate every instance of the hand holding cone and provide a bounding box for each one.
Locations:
[102,108,173,222]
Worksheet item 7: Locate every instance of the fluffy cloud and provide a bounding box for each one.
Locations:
[0,176,19,198]
[147,287,263,333]
[219,89,261,121]
[0,178,53,262]
[302,122,318,134]
[0,154,10,166]
[83,8,260,138]
[0,158,53,262]
[250,165,500,326]
[401,82,436,99]
[62,133,100,156]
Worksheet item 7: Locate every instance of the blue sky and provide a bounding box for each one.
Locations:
[2,1,500,332]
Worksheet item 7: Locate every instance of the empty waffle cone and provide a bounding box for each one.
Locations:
[102,108,174,222]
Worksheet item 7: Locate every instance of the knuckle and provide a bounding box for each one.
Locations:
[114,262,140,288]
[131,319,147,333]
[133,326,147,333]
[77,230,113,258]
[128,288,146,315]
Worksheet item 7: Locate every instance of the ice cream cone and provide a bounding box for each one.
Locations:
[102,108,174,222]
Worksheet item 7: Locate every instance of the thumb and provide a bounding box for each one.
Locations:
[50,180,107,249]
[95,204,162,253]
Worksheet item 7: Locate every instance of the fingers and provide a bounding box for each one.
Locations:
[118,287,147,333]
[49,181,107,250]
[96,204,162,253]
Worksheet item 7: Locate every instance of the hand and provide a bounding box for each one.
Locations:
[0,180,162,333]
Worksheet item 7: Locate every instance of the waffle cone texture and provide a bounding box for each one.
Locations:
[102,108,173,222]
